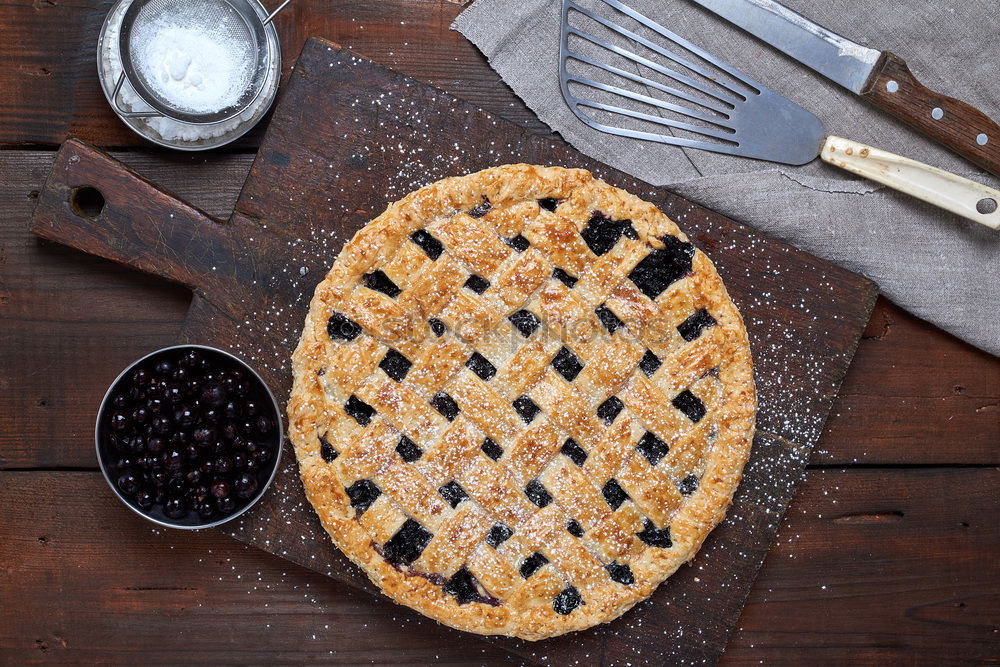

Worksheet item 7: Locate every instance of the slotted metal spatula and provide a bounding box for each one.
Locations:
[558,0,1000,229]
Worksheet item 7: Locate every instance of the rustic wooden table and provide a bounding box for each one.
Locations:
[1,1,997,664]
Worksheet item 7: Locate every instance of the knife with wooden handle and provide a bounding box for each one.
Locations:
[689,0,1000,179]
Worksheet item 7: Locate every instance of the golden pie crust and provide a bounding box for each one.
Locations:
[288,164,756,640]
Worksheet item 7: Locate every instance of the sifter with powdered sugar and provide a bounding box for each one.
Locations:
[97,0,291,149]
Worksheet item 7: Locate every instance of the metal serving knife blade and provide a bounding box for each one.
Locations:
[689,0,1000,178]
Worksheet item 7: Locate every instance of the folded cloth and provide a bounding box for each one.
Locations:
[454,0,1000,356]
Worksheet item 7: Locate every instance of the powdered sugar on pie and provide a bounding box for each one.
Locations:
[288,164,756,639]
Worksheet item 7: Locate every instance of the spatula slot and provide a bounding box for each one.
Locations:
[559,0,828,164]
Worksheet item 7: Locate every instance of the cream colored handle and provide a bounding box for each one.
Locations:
[821,136,1000,230]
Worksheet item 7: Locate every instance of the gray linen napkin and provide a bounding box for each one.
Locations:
[454,0,1000,355]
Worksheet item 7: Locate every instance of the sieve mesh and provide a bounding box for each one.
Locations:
[121,0,270,122]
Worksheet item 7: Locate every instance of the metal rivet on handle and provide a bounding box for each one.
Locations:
[977,133,989,146]
[977,198,998,215]
[931,107,944,120]
[886,80,899,93]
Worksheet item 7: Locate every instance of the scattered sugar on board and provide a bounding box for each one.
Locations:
[209,55,850,665]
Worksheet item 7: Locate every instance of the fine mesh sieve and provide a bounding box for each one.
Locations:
[112,0,290,124]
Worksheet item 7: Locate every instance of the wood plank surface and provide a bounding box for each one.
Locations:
[2,469,996,663]
[1,1,998,661]
[0,471,518,664]
[730,466,1000,664]
[3,151,997,470]
[0,0,546,148]
[25,38,880,665]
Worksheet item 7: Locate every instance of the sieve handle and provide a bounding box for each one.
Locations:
[263,0,293,25]
[112,72,162,119]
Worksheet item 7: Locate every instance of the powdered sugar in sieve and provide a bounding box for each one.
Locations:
[130,7,256,114]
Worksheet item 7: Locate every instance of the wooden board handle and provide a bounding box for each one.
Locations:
[31,139,235,292]
[821,136,1000,230]
[863,52,1000,179]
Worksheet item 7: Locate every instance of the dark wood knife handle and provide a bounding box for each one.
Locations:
[863,52,1000,178]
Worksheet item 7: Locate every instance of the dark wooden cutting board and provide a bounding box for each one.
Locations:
[31,37,877,665]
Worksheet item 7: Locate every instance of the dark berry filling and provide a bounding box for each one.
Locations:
[327,312,362,341]
[319,435,340,463]
[410,229,444,260]
[567,519,585,537]
[438,480,469,508]
[538,197,559,212]
[602,479,629,510]
[552,267,578,288]
[344,395,376,426]
[382,518,433,566]
[606,561,635,585]
[553,586,582,615]
[628,235,695,300]
[636,431,669,466]
[363,269,401,298]
[679,474,699,496]
[468,197,492,218]
[346,479,381,515]
[595,304,624,333]
[504,235,530,252]
[485,523,513,548]
[519,552,549,578]
[443,566,500,605]
[637,518,672,548]
[466,352,497,381]
[464,274,490,294]
[560,438,587,467]
[525,479,552,508]
[551,346,584,382]
[677,308,716,342]
[581,211,638,256]
[396,434,422,463]
[379,349,412,382]
[428,318,446,337]
[430,392,460,421]
[672,389,706,423]
[508,309,541,338]
[481,437,503,461]
[638,350,662,376]
[596,396,624,425]
[512,395,540,424]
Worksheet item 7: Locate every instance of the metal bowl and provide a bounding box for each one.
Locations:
[95,344,283,529]
[96,0,281,151]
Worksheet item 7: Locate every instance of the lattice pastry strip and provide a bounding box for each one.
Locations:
[413,416,482,488]
[415,505,495,577]
[430,212,512,277]
[289,165,756,640]
[379,239,434,291]
[502,419,564,486]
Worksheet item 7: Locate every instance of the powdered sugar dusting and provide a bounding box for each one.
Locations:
[208,47,872,665]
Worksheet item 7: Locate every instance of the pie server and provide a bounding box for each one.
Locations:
[689,0,1000,179]
[558,0,1000,229]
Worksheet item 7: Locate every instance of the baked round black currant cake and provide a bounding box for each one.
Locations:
[98,346,281,527]
[289,165,756,639]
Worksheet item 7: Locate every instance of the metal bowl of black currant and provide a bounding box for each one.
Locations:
[96,344,282,529]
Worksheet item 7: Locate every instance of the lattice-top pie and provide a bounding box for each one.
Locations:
[288,164,756,640]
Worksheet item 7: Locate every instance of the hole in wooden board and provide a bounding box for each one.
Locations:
[976,198,998,215]
[70,186,105,218]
